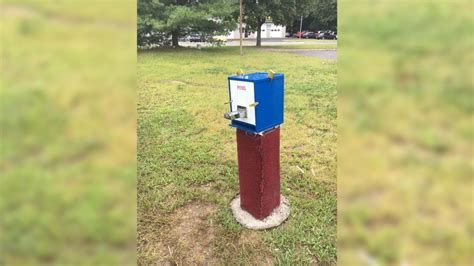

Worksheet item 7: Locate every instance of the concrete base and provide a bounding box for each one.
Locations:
[230,195,290,230]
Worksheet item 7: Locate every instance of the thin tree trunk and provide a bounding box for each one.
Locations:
[172,31,179,47]
[256,21,263,47]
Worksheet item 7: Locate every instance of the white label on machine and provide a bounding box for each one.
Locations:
[229,80,256,125]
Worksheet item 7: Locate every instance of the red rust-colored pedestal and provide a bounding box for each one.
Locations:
[236,127,280,220]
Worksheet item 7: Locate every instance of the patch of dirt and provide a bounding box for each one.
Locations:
[139,201,280,265]
[1,5,39,18]
[171,202,217,264]
[170,80,186,85]
[238,231,261,246]
[237,231,274,265]
[139,201,218,265]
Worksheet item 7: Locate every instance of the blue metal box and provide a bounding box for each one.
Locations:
[227,72,284,134]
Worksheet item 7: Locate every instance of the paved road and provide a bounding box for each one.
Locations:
[226,40,337,46]
[264,49,337,60]
[179,38,337,47]
[289,49,337,59]
[178,38,337,60]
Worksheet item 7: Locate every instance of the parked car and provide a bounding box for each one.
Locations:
[324,31,337,40]
[212,35,227,42]
[293,31,306,38]
[186,34,205,42]
[302,31,316,39]
[316,31,337,40]
[315,31,325,39]
[285,32,290,38]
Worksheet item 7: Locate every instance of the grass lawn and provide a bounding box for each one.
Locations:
[279,39,337,49]
[137,46,337,264]
[285,39,336,43]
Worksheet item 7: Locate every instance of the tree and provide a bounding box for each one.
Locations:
[287,0,337,33]
[138,0,167,46]
[138,0,237,47]
[241,0,314,47]
[310,0,337,30]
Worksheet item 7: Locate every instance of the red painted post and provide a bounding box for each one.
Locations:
[236,127,280,219]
